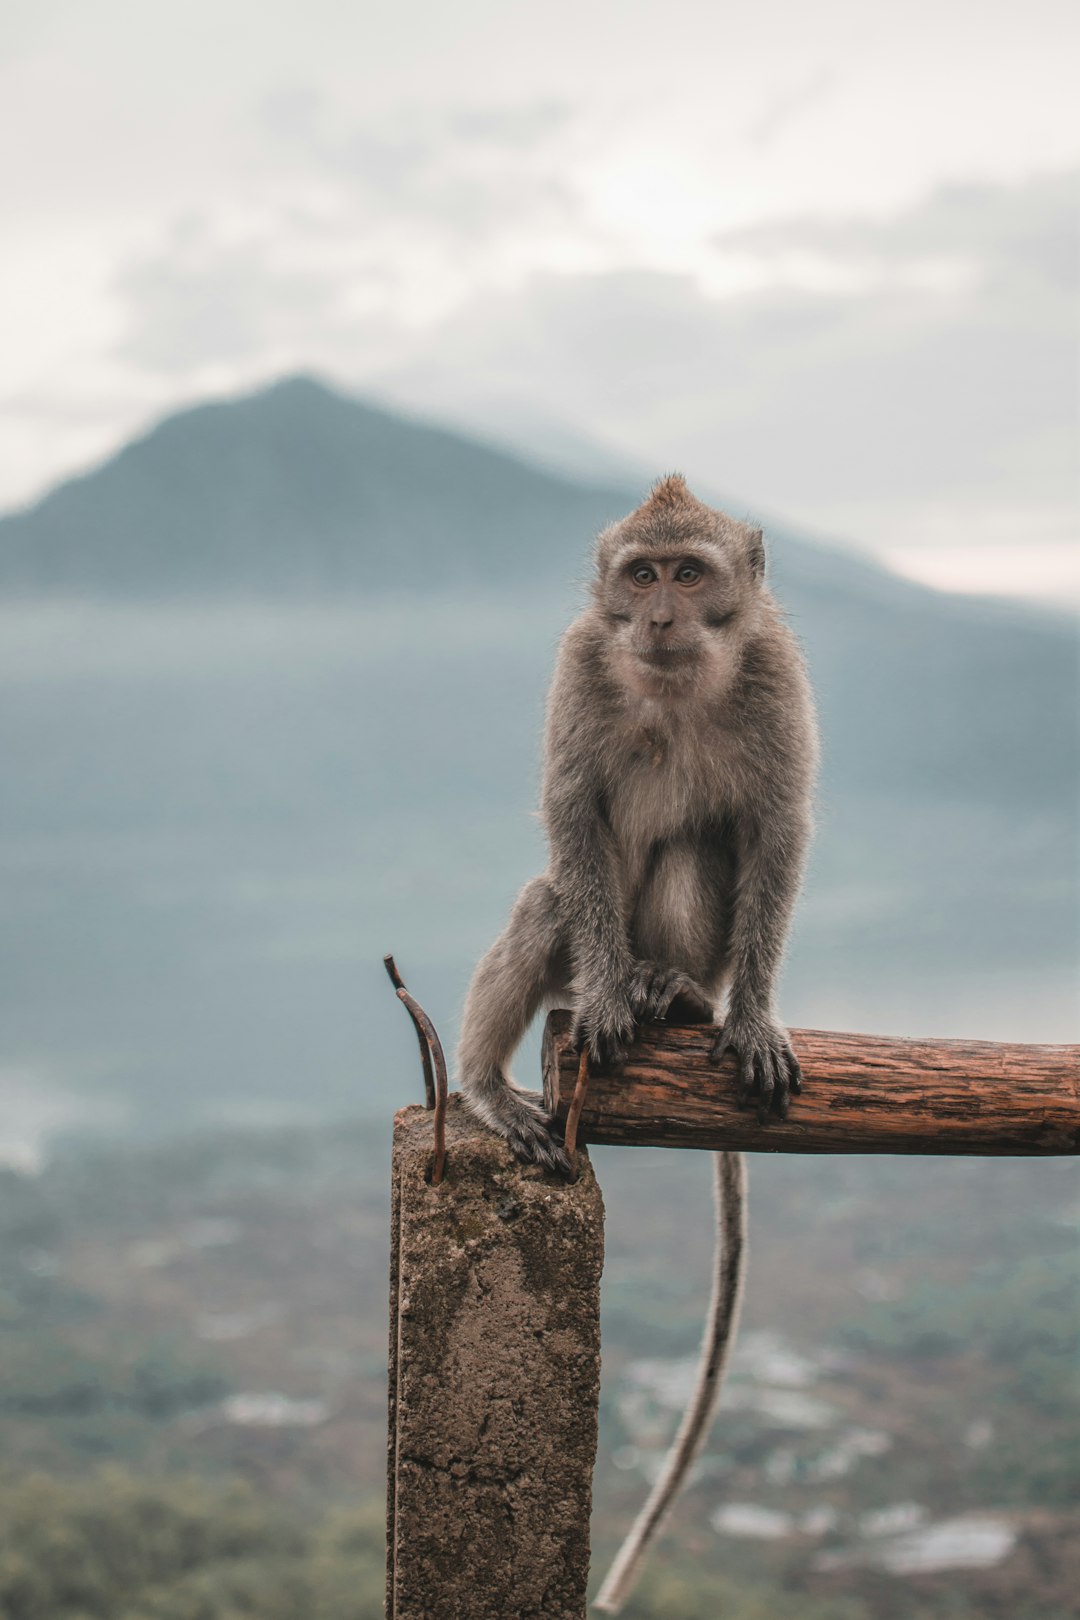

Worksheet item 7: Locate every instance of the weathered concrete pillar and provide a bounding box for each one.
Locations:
[387,1096,604,1620]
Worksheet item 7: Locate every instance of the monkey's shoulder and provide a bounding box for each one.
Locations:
[552,612,614,677]
[545,614,624,719]
[732,617,816,726]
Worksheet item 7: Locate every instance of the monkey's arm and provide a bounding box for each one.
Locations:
[711,796,812,1117]
[544,770,640,1068]
[540,642,643,1068]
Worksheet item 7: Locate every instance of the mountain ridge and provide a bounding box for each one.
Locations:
[1,373,1072,637]
[0,375,634,597]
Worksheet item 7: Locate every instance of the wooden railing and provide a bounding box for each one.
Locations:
[542,1013,1080,1155]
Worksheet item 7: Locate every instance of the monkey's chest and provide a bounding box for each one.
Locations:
[607,745,712,890]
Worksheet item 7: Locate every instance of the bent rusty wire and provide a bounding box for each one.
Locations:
[563,1043,591,1177]
[383,954,447,1186]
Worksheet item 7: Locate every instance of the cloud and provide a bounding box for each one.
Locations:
[251,92,581,236]
[116,239,350,371]
[368,169,1079,594]
[447,100,574,148]
[746,67,838,150]
[381,169,1078,496]
[712,169,1079,299]
[110,97,590,380]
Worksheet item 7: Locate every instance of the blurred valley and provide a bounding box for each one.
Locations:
[0,374,1076,1619]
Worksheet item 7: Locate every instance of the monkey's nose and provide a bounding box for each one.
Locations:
[651,613,675,630]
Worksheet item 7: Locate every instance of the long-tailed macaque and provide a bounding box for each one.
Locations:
[458,474,818,1609]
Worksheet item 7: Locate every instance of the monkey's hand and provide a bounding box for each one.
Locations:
[709,1011,803,1121]
[628,961,714,1024]
[570,981,636,1073]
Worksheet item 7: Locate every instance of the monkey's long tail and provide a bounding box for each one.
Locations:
[593,1150,748,1614]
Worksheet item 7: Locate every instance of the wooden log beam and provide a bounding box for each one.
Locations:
[541,1012,1080,1155]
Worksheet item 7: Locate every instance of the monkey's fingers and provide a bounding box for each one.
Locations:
[737,1049,756,1108]
[651,971,713,1023]
[769,1045,802,1118]
[710,1023,802,1120]
[708,1026,731,1067]
[570,1016,628,1074]
[773,1057,790,1118]
[589,1030,630,1075]
[755,1051,775,1123]
[568,1017,598,1057]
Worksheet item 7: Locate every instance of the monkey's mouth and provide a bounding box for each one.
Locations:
[636,645,700,665]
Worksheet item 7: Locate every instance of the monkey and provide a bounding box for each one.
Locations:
[458,474,817,1164]
[457,474,818,1609]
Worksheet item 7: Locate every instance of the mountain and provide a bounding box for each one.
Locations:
[0,376,629,596]
[0,375,1075,1142]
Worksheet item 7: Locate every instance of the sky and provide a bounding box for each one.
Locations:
[2,0,1077,601]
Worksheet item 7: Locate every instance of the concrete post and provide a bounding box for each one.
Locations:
[386,1096,605,1620]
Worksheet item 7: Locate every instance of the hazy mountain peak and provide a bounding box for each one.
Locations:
[0,375,630,598]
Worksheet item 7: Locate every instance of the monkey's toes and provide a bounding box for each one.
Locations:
[652,972,712,1023]
[628,963,712,1024]
[507,1116,574,1177]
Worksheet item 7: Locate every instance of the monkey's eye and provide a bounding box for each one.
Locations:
[675,564,702,584]
[631,565,657,586]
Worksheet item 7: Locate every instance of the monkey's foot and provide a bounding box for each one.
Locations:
[628,962,713,1024]
[709,1013,802,1121]
[469,1085,573,1176]
[506,1111,574,1178]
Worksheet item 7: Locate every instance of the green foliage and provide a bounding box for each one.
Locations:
[838,1248,1080,1506]
[0,1472,384,1620]
[1,1339,228,1422]
[841,1251,1079,1408]
[609,1560,869,1620]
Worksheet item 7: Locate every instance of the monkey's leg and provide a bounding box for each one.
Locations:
[594,1150,748,1613]
[458,875,572,1175]
[707,808,811,1120]
[626,838,719,1026]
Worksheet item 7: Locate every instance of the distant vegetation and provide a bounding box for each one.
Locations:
[0,1128,1076,1619]
[0,1472,385,1620]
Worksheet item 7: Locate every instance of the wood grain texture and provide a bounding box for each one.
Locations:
[541,1012,1080,1155]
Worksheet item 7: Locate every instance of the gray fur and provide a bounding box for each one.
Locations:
[458,475,818,1169]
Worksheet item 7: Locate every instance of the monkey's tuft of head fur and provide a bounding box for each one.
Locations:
[593,479,764,589]
[643,473,697,509]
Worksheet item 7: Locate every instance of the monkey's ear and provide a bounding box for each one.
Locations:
[746,527,765,580]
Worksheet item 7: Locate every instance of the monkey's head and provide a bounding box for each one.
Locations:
[592,476,767,697]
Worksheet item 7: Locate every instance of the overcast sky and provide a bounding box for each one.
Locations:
[2,0,1077,600]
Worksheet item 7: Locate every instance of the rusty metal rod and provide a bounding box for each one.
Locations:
[384,954,448,1184]
[563,1044,591,1176]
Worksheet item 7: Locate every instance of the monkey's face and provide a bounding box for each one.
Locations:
[600,550,751,696]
